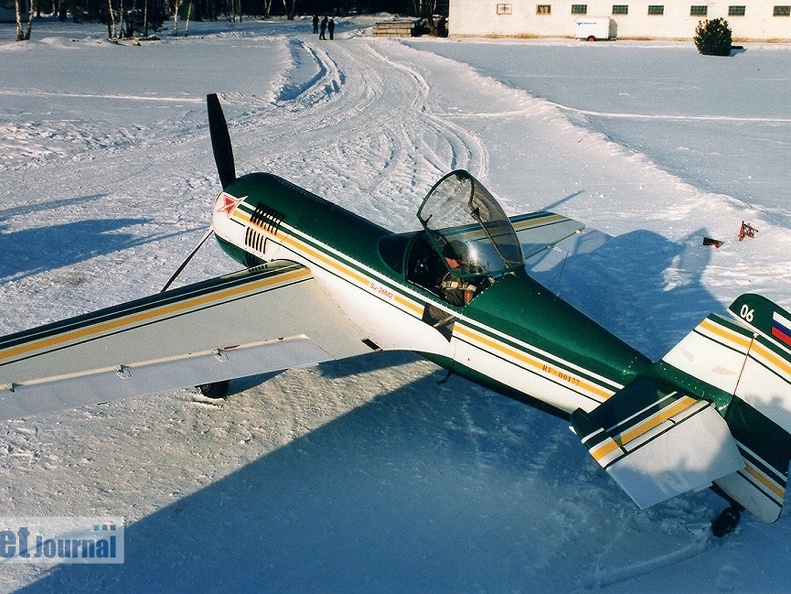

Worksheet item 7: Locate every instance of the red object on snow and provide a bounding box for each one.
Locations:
[738,221,759,241]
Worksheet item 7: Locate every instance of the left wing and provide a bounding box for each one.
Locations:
[509,211,585,259]
[0,261,376,420]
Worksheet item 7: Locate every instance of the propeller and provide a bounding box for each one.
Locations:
[207,93,237,189]
[160,94,236,292]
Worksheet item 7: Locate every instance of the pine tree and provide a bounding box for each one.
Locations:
[694,18,733,56]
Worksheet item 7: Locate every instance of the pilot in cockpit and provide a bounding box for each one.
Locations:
[438,241,488,306]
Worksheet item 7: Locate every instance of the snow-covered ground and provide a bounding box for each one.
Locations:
[2,15,791,592]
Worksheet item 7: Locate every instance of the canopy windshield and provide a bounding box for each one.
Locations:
[417,170,525,279]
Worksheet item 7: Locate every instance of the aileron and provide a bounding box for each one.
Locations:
[0,262,374,420]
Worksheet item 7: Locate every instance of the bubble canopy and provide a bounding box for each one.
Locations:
[417,170,525,279]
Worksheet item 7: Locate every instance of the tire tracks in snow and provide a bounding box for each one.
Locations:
[228,36,489,231]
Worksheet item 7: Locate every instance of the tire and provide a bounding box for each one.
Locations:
[198,380,230,399]
[711,506,741,537]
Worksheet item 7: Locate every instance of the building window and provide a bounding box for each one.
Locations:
[571,4,588,14]
[537,4,551,14]
[647,4,664,14]
[496,3,513,14]
[773,5,791,15]
[612,4,628,14]
[728,5,746,14]
[690,5,708,15]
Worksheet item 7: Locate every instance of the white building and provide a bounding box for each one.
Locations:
[448,0,791,41]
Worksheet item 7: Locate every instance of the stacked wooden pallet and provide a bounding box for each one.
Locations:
[372,21,416,37]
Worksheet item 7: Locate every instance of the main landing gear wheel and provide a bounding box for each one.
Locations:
[197,380,230,399]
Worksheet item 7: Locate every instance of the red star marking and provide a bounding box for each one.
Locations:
[215,192,245,216]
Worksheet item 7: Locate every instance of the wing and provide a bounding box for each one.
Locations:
[509,211,585,259]
[0,261,376,420]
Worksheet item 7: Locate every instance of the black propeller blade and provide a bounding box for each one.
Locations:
[207,93,236,189]
[160,93,233,292]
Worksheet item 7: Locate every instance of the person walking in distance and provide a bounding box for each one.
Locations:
[319,15,328,40]
[328,18,335,40]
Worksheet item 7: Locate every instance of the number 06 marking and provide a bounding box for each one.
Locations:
[740,304,755,323]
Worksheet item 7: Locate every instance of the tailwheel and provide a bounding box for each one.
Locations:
[711,506,742,537]
[197,380,230,399]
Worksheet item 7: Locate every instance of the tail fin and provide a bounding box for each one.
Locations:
[716,294,791,521]
[572,293,791,523]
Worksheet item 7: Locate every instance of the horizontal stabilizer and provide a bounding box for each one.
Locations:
[0,262,375,420]
[571,378,743,509]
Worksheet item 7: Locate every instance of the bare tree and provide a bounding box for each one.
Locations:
[411,0,436,17]
[125,0,137,36]
[184,0,192,35]
[280,0,296,20]
[14,0,35,40]
[171,0,182,35]
[107,0,117,36]
[25,0,34,38]
[15,0,24,40]
[227,0,240,22]
[107,0,126,37]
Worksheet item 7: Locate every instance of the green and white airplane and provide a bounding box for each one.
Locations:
[2,95,791,536]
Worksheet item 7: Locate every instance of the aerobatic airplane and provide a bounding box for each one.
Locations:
[2,94,791,537]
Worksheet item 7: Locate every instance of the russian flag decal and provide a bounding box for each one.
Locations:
[771,311,791,348]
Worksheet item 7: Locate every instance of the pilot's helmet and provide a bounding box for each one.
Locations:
[443,240,469,262]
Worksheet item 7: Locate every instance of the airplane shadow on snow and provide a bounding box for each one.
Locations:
[18,357,589,592]
[530,225,724,360]
[15,228,728,591]
[0,194,107,222]
[0,219,154,281]
[0,194,205,282]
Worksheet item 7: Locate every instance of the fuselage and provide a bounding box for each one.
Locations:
[212,172,652,418]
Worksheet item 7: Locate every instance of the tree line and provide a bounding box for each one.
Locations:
[10,0,445,41]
